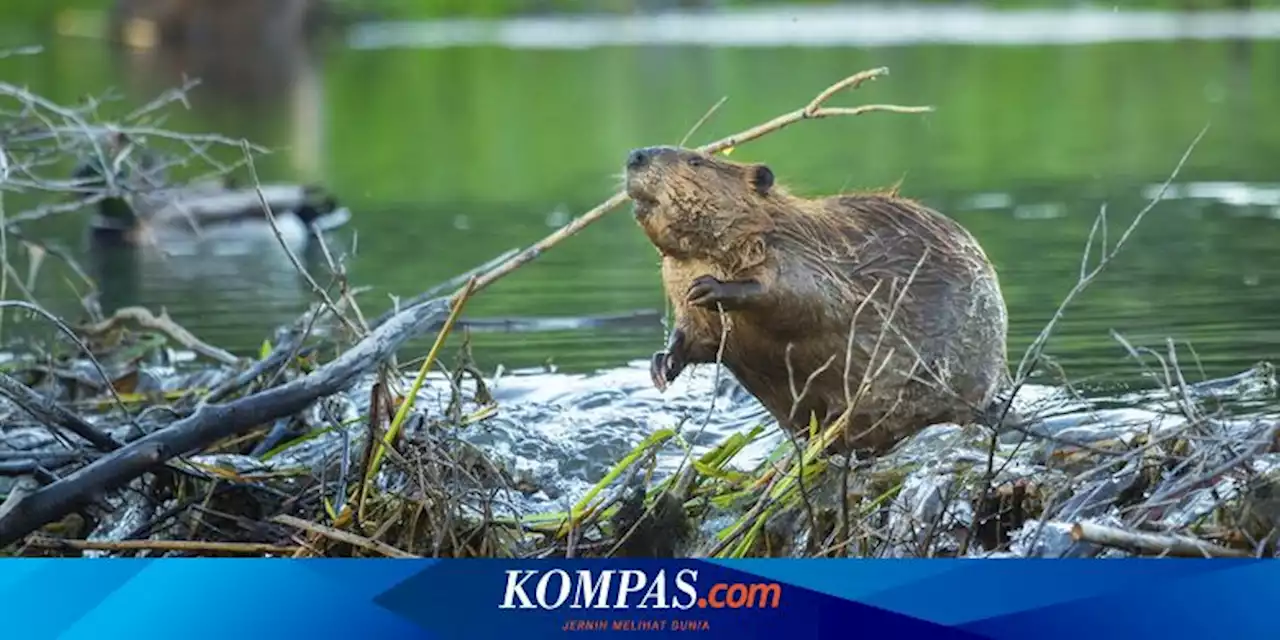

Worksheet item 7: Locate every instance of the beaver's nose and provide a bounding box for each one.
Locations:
[626,148,650,170]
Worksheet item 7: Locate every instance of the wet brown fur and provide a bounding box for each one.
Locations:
[626,146,1010,456]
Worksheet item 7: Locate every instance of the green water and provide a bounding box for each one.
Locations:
[3,19,1280,387]
[10,0,1280,24]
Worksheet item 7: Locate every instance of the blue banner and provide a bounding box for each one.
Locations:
[1,558,1275,638]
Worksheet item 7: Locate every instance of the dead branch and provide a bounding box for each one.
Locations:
[0,65,933,555]
[0,372,122,452]
[25,535,301,556]
[200,331,304,405]
[449,310,661,334]
[0,296,451,549]
[452,66,930,303]
[1013,126,1209,382]
[273,514,417,558]
[366,248,520,331]
[198,248,528,407]
[79,306,243,368]
[989,127,1210,555]
[0,300,142,433]
[0,73,269,230]
[1070,521,1248,558]
[241,140,365,340]
[0,454,86,476]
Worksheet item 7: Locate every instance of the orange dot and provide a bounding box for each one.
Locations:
[698,598,707,608]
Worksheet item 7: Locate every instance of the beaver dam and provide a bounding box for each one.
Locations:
[2,62,1279,560]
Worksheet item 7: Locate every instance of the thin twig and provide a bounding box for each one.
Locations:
[1014,125,1210,381]
[358,277,479,524]
[0,301,141,433]
[26,536,301,556]
[240,140,363,339]
[1005,126,1211,555]
[452,67,930,304]
[678,96,728,147]
[0,373,122,452]
[273,514,418,558]
[0,296,451,548]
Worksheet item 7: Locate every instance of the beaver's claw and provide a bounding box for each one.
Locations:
[685,275,725,308]
[650,329,688,392]
[686,275,762,310]
[650,350,682,392]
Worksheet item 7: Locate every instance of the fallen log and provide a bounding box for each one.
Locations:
[0,297,449,549]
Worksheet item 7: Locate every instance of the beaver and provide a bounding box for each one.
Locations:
[624,145,1012,456]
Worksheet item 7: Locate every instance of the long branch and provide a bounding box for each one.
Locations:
[1070,521,1248,558]
[0,66,929,549]
[457,67,930,301]
[0,297,450,548]
[0,373,122,452]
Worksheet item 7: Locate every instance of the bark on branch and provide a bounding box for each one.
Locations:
[0,66,930,550]
[0,298,449,548]
[456,66,931,301]
[78,306,242,368]
[0,372,123,452]
[1070,521,1250,558]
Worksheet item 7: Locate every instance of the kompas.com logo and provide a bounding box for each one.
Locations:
[498,568,783,611]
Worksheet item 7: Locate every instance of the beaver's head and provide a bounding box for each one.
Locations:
[624,146,775,256]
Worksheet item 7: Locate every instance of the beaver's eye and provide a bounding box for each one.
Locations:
[687,157,705,168]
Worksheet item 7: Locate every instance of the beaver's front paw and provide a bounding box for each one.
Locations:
[649,329,688,392]
[649,350,684,392]
[686,275,728,309]
[686,275,763,310]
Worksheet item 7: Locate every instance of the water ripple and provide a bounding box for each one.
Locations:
[348,6,1280,51]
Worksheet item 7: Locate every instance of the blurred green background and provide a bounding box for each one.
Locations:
[8,0,1280,24]
[2,1,1278,388]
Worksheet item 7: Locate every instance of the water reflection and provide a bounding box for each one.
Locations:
[4,5,1278,554]
[347,6,1280,50]
[109,35,316,107]
[105,0,329,179]
[2,6,1278,386]
[85,223,332,348]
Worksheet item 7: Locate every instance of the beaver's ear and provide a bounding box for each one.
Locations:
[750,164,774,195]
